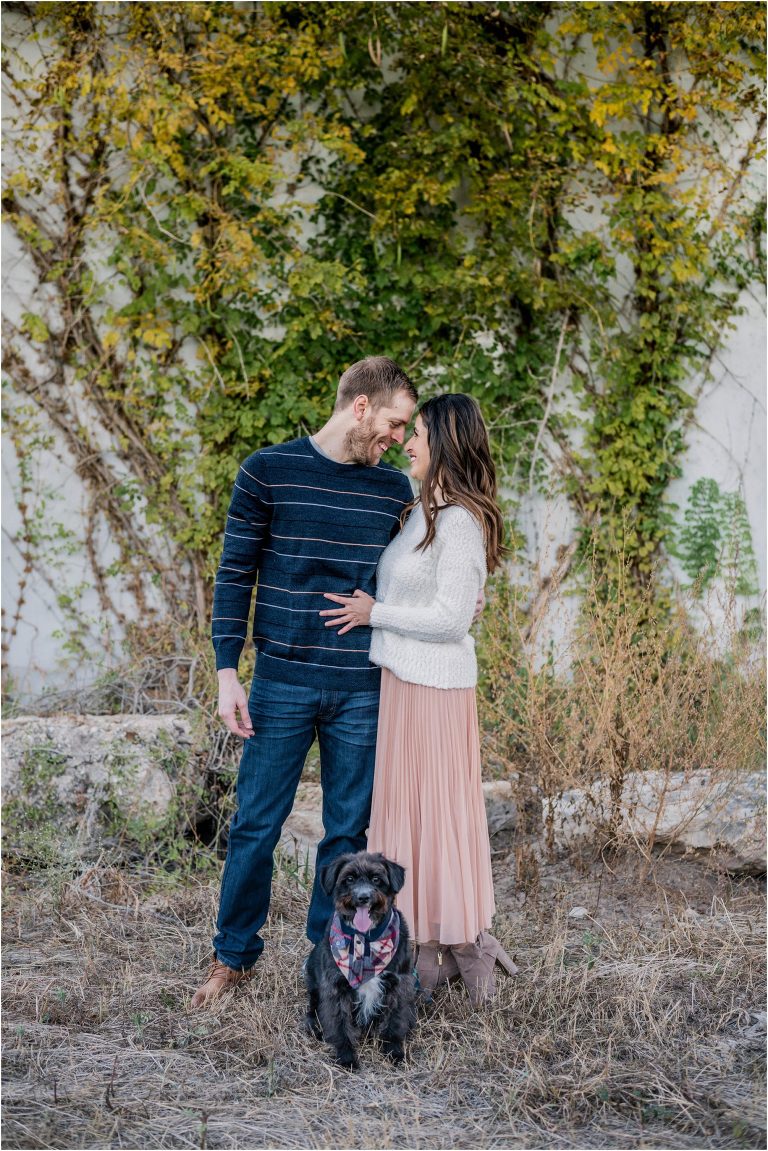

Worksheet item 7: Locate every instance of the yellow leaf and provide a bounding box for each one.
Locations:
[141,327,174,350]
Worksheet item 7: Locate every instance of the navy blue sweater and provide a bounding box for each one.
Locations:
[212,437,414,690]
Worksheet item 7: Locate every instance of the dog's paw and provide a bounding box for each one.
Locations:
[334,1046,360,1070]
[305,1013,323,1040]
[382,1039,405,1064]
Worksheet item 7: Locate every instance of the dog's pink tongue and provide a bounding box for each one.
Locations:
[353,907,373,933]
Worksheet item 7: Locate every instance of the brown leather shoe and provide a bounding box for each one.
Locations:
[191,958,253,1009]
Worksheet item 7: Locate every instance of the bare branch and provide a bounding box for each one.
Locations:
[528,311,571,496]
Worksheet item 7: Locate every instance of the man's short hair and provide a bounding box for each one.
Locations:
[335,356,418,411]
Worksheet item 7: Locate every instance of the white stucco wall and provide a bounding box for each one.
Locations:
[4,279,764,700]
[2,10,765,702]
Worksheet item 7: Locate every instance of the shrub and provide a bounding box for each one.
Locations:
[478,561,766,856]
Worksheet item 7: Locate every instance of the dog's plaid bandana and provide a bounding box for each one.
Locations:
[329,909,400,988]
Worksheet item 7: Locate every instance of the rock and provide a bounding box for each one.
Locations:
[483,780,518,837]
[1,714,200,849]
[547,769,766,874]
[745,1011,767,1035]
[281,782,324,864]
[568,906,589,919]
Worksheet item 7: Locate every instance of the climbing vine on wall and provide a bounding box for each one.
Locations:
[2,1,764,680]
[2,0,357,664]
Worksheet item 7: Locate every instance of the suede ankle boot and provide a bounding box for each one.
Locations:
[415,941,460,992]
[451,932,518,1006]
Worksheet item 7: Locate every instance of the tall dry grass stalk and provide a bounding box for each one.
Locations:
[478,561,766,858]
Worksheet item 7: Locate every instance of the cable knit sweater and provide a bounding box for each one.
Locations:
[369,503,487,690]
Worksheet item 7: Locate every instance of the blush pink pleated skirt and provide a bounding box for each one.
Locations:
[367,668,496,946]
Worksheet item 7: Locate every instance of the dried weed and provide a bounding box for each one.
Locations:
[2,851,765,1150]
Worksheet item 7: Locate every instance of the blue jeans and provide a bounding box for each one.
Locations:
[213,676,380,970]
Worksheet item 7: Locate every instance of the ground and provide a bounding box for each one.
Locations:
[2,833,765,1151]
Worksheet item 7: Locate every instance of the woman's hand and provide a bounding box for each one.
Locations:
[320,590,375,635]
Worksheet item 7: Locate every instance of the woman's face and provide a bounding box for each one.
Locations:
[404,414,430,483]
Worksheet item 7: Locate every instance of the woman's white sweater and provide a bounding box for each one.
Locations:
[369,503,486,690]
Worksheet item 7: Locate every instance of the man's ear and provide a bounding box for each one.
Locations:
[351,394,369,422]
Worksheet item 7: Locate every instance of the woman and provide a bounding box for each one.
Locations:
[321,393,516,1004]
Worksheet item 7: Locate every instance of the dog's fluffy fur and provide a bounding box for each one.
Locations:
[304,851,416,1069]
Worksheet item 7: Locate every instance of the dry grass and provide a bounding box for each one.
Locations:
[478,570,766,854]
[2,848,765,1150]
[3,577,765,1148]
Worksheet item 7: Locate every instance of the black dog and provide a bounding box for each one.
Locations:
[304,851,416,1069]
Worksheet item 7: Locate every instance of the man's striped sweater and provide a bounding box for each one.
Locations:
[212,436,414,691]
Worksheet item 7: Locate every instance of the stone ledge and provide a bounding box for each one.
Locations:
[2,714,199,844]
[548,769,767,874]
[4,716,764,875]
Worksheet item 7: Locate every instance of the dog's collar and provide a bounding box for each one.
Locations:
[329,908,400,988]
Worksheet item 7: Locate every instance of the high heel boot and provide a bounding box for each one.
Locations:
[450,932,518,1006]
[415,941,460,992]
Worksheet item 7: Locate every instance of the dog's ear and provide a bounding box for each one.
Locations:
[319,853,353,896]
[383,858,406,894]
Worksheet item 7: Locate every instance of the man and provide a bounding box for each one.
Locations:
[192,356,418,1007]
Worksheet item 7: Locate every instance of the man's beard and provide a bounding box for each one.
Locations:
[343,418,383,466]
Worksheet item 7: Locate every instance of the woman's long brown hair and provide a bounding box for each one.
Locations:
[402,393,505,573]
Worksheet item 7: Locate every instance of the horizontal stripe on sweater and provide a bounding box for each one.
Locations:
[212,436,412,691]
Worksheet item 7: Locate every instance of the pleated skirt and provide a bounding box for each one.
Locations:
[367,668,496,945]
